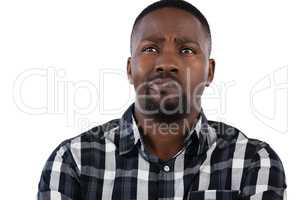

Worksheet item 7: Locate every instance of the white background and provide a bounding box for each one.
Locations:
[0,0,298,199]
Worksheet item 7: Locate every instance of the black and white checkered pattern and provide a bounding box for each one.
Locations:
[38,103,286,200]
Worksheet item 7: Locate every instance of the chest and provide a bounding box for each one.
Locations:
[79,151,241,200]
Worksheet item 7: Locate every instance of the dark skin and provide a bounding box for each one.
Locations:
[127,7,215,160]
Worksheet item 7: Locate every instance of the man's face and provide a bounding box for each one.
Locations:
[127,7,215,119]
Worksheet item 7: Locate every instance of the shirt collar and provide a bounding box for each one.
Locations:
[118,103,217,156]
[118,103,136,155]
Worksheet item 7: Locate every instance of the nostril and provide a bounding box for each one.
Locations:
[170,68,178,73]
[156,67,163,72]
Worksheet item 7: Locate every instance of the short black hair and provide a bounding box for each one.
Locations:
[130,0,212,55]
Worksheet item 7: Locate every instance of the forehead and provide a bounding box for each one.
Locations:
[132,7,206,44]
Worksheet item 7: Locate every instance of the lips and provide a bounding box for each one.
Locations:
[149,78,177,86]
[148,78,180,92]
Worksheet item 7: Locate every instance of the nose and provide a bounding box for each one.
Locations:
[154,53,179,74]
[155,65,178,74]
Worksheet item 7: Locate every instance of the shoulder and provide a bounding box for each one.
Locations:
[46,118,122,171]
[207,120,286,194]
[207,120,284,165]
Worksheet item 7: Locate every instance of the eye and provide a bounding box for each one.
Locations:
[142,46,159,53]
[181,47,195,55]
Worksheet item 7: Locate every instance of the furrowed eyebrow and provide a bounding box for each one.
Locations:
[140,35,200,47]
[141,35,164,43]
[175,37,199,46]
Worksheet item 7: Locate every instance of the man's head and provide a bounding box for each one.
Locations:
[130,0,212,56]
[127,0,215,122]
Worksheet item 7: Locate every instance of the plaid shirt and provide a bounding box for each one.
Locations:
[38,103,286,200]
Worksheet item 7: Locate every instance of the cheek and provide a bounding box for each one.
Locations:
[184,60,207,80]
[132,56,155,74]
[182,62,207,94]
[130,57,154,90]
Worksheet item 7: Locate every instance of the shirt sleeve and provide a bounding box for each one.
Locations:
[37,141,81,200]
[240,143,287,200]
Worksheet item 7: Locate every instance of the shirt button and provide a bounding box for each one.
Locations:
[163,165,170,172]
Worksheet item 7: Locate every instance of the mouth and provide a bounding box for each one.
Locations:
[149,78,178,87]
[148,78,181,94]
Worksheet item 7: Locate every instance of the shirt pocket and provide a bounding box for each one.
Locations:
[189,190,239,200]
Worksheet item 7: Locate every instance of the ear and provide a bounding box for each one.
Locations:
[206,58,215,87]
[127,57,133,84]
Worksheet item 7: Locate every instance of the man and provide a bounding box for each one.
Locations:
[38,0,286,199]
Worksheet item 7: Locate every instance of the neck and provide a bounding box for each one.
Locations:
[133,104,200,161]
